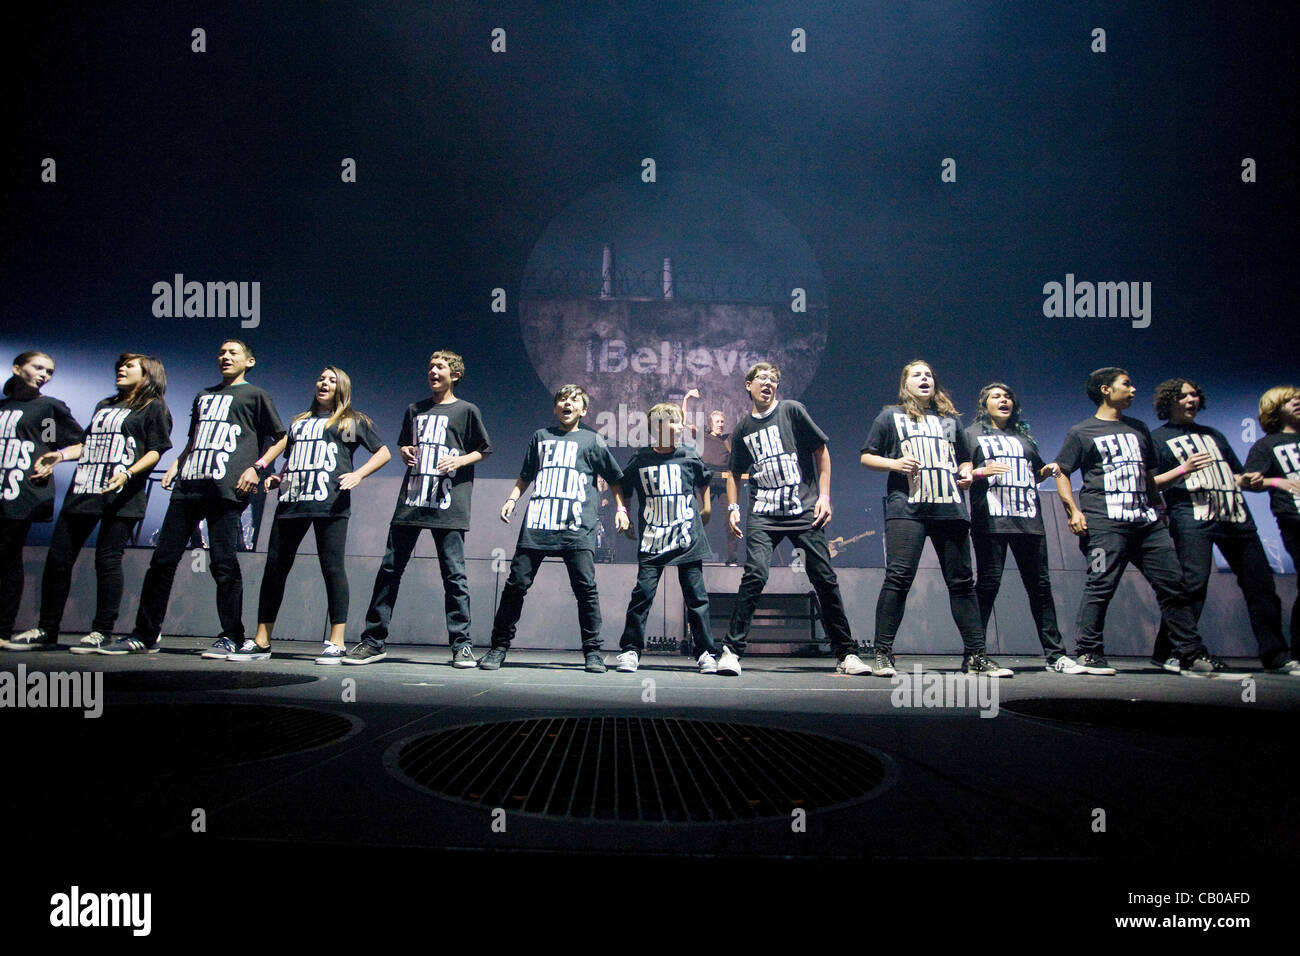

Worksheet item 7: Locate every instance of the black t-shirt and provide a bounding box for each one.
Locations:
[965,424,1046,535]
[1244,433,1300,524]
[699,431,731,474]
[516,424,623,552]
[0,393,85,522]
[862,406,970,521]
[174,383,285,503]
[1054,415,1159,528]
[729,400,829,531]
[1152,423,1254,533]
[622,446,712,566]
[390,398,491,530]
[62,399,173,520]
[274,413,384,519]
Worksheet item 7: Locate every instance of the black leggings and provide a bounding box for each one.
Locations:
[0,518,35,640]
[39,511,137,639]
[257,517,350,625]
[875,518,985,653]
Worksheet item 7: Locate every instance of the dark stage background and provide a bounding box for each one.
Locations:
[6,1,1298,567]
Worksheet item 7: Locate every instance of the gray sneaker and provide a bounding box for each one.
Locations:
[342,642,387,665]
[201,636,239,659]
[452,643,478,668]
[70,631,113,655]
[1046,655,1087,675]
[585,651,608,673]
[478,646,507,670]
[872,647,897,677]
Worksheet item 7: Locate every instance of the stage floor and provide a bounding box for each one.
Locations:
[6,638,1294,937]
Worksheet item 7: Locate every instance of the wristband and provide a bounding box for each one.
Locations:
[616,506,628,514]
[972,467,982,479]
[1176,464,1187,476]
[253,463,270,479]
[59,449,67,461]
[727,503,740,513]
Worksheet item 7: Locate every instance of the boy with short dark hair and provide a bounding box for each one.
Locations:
[614,402,717,674]
[114,340,284,656]
[1053,367,1223,676]
[344,350,491,666]
[480,384,627,673]
[718,362,866,677]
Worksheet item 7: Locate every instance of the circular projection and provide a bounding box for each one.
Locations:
[388,716,893,823]
[520,173,829,446]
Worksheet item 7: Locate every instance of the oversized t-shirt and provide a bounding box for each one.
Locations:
[0,393,85,522]
[62,398,173,520]
[173,383,285,503]
[1152,422,1254,533]
[862,406,970,521]
[274,413,384,519]
[622,445,711,566]
[728,400,829,531]
[390,398,491,530]
[515,424,623,552]
[1244,432,1300,524]
[965,424,1046,535]
[1054,415,1159,528]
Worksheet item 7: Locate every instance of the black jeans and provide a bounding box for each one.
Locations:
[723,525,855,658]
[1074,520,1206,659]
[876,518,985,654]
[0,518,34,640]
[708,479,738,563]
[620,559,715,657]
[1150,525,1288,667]
[132,496,246,645]
[972,532,1066,660]
[258,517,351,626]
[491,548,602,652]
[39,512,137,639]
[362,525,470,649]
[1280,519,1300,658]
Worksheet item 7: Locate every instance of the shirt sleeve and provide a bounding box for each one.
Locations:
[467,405,492,456]
[1214,429,1245,473]
[728,427,752,475]
[952,416,971,463]
[52,399,85,446]
[592,435,623,485]
[144,402,174,456]
[861,411,892,457]
[260,392,286,440]
[1054,428,1083,476]
[359,418,384,453]
[789,401,829,448]
[1244,438,1274,477]
[518,432,542,483]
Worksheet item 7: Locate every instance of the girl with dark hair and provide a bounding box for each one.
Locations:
[966,383,1082,673]
[0,351,86,649]
[9,354,172,652]
[227,366,389,663]
[860,360,1012,677]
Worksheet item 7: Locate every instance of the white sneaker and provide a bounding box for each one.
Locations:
[836,653,873,675]
[315,642,346,665]
[717,647,742,676]
[615,650,640,673]
[1046,655,1087,675]
[70,631,113,655]
[697,651,718,674]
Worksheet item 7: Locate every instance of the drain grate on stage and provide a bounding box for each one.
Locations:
[389,717,892,823]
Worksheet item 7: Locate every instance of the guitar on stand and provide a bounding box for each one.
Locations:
[827,529,876,559]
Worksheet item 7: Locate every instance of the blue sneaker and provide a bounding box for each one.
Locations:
[201,636,239,659]
[98,636,153,655]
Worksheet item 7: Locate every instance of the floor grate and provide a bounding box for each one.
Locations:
[391,717,891,823]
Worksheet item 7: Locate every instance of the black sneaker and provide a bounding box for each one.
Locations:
[873,647,897,677]
[1150,656,1181,674]
[451,643,478,668]
[584,651,607,673]
[1075,653,1117,675]
[478,646,507,670]
[228,639,272,662]
[5,627,57,651]
[342,642,386,665]
[70,631,113,655]
[98,636,153,655]
[1181,654,1233,678]
[961,653,1013,678]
